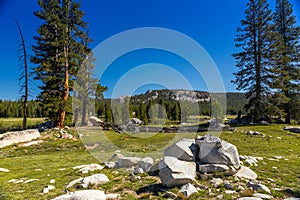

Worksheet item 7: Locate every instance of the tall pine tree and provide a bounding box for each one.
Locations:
[268,0,300,123]
[232,0,273,121]
[32,0,87,127]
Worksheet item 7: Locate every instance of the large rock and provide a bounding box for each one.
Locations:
[234,166,257,180]
[159,156,196,187]
[118,157,141,168]
[52,190,106,200]
[89,116,103,126]
[164,139,198,161]
[195,134,240,170]
[0,129,40,148]
[178,183,198,198]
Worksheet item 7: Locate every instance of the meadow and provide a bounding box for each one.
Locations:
[0,124,299,199]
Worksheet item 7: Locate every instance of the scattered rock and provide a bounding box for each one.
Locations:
[159,156,196,187]
[164,139,197,161]
[139,157,153,172]
[118,157,141,168]
[129,173,141,181]
[196,134,240,170]
[24,179,39,183]
[0,129,40,148]
[234,166,257,180]
[178,183,198,198]
[104,162,118,169]
[66,174,109,189]
[225,190,236,194]
[253,193,273,199]
[0,167,10,172]
[210,178,223,188]
[43,185,55,193]
[198,164,230,173]
[52,190,106,200]
[73,164,104,174]
[133,167,144,174]
[50,179,55,184]
[246,180,271,194]
[223,180,233,190]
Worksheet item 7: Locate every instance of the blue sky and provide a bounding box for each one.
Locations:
[0,0,299,100]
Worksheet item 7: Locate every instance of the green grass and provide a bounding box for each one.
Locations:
[0,124,299,199]
[0,118,46,130]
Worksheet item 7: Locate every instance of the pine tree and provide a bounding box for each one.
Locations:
[268,0,300,123]
[32,0,88,127]
[232,0,273,121]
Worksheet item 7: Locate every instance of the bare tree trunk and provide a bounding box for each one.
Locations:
[15,20,28,130]
[57,1,70,128]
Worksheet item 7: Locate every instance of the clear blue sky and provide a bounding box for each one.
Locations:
[0,0,299,100]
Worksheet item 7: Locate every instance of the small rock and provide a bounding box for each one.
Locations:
[43,187,49,194]
[246,180,271,194]
[47,185,55,191]
[223,180,233,189]
[118,157,141,168]
[50,179,55,184]
[24,179,39,183]
[210,178,223,188]
[133,167,144,174]
[225,190,236,194]
[129,173,141,181]
[234,166,257,180]
[216,194,224,199]
[276,137,282,140]
[238,198,262,200]
[104,162,118,169]
[140,157,153,172]
[178,183,198,198]
[253,193,273,199]
[237,185,245,191]
[0,167,10,172]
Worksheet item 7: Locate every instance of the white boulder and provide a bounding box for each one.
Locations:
[0,129,40,148]
[164,139,197,161]
[195,134,240,169]
[159,156,196,187]
[178,183,198,198]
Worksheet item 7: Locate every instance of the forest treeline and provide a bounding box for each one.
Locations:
[0,91,246,120]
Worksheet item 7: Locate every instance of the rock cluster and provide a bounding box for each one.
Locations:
[159,134,240,188]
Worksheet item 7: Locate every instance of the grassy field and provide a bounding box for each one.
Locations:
[0,118,46,131]
[0,124,299,199]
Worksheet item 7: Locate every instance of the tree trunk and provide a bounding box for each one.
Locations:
[15,20,28,130]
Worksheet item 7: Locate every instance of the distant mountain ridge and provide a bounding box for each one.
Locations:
[122,89,247,114]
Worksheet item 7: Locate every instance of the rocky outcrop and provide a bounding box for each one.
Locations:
[196,134,240,170]
[0,129,40,148]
